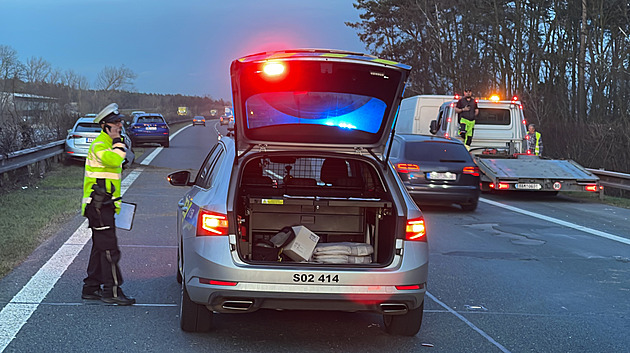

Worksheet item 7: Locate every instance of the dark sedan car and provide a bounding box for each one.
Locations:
[126,113,170,147]
[389,134,480,211]
[192,116,206,126]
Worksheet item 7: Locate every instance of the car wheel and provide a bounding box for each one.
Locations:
[461,200,478,212]
[383,301,423,336]
[176,248,182,284]
[180,281,213,332]
[163,140,170,148]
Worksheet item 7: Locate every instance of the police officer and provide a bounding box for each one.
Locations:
[526,123,543,156]
[81,103,135,305]
[454,88,479,147]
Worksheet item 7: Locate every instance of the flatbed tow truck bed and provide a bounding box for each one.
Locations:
[475,155,600,192]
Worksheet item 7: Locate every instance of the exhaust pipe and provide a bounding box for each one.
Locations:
[222,300,254,311]
[380,303,408,314]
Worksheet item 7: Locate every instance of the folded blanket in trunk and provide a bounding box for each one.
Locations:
[313,254,373,264]
[313,242,373,256]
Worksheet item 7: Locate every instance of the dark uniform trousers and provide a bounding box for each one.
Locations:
[83,202,124,297]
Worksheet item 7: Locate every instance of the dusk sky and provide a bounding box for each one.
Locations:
[0,0,367,101]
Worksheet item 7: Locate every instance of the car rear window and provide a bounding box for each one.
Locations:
[75,123,100,132]
[245,92,386,134]
[137,116,165,123]
[404,141,472,162]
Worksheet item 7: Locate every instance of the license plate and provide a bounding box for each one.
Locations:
[146,126,157,130]
[516,183,541,190]
[292,273,340,283]
[86,137,94,143]
[427,172,456,180]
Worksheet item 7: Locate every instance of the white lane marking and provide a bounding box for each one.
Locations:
[427,292,512,353]
[0,167,146,352]
[140,124,190,165]
[0,302,178,308]
[480,198,630,245]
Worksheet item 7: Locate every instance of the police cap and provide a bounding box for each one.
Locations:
[94,103,120,124]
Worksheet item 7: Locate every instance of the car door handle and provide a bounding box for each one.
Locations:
[177,200,188,212]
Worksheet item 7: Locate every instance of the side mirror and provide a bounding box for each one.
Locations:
[429,120,438,134]
[167,170,192,186]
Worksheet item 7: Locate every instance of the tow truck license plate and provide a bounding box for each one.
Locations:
[428,172,456,180]
[292,273,340,283]
[516,183,541,190]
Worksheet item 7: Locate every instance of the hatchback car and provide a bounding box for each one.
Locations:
[126,113,170,147]
[167,49,428,336]
[64,117,134,166]
[192,116,206,126]
[389,134,480,211]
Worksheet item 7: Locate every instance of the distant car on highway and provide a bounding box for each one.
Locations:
[389,134,480,211]
[219,115,232,125]
[64,117,134,167]
[126,113,170,147]
[192,116,206,126]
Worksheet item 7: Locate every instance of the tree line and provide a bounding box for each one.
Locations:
[0,44,229,156]
[348,0,630,173]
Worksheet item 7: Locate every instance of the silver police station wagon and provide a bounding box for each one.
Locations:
[167,49,428,336]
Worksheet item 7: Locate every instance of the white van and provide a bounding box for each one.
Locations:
[396,95,454,135]
[429,96,528,154]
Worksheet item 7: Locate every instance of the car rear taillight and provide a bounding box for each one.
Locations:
[197,210,228,236]
[71,134,82,139]
[584,184,598,192]
[199,278,237,286]
[497,182,510,190]
[405,217,426,241]
[463,166,480,176]
[396,163,420,173]
[395,284,425,290]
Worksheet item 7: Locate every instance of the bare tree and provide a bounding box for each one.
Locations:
[24,56,52,84]
[46,68,62,85]
[95,65,137,91]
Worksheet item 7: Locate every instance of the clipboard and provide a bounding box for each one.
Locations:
[115,202,137,231]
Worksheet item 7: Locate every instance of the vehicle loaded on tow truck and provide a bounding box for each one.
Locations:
[421,94,600,194]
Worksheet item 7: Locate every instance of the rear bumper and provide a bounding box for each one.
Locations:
[405,184,480,204]
[184,237,428,314]
[130,134,169,143]
[190,284,425,314]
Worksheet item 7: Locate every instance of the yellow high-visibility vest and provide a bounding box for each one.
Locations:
[82,131,126,215]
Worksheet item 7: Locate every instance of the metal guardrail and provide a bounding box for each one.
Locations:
[0,140,65,174]
[587,168,630,193]
[2,138,629,197]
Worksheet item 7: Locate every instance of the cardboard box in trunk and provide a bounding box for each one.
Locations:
[283,226,320,262]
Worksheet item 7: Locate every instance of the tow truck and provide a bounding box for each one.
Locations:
[421,94,601,194]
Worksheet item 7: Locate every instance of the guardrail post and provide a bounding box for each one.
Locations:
[598,168,604,201]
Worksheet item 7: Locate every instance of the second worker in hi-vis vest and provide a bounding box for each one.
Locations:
[81,103,135,305]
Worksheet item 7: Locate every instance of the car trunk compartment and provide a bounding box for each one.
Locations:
[239,196,394,265]
[235,155,398,266]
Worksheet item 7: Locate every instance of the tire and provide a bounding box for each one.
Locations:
[163,140,170,148]
[176,249,182,284]
[461,200,478,212]
[383,301,424,336]
[180,281,213,332]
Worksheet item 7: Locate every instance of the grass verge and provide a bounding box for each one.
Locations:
[0,163,84,278]
[0,121,191,279]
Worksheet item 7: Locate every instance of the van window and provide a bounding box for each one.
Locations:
[476,108,511,126]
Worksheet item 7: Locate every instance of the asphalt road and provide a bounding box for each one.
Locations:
[1,121,629,352]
